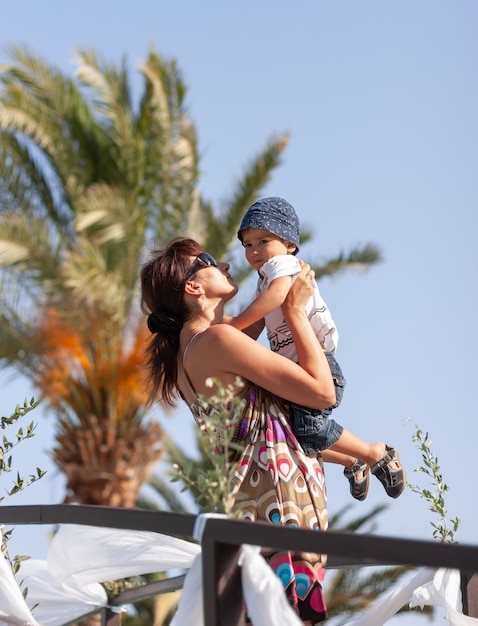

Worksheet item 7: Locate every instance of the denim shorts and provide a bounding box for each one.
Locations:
[290,352,346,455]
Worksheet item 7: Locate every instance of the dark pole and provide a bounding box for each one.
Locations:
[99,608,121,626]
[461,571,478,617]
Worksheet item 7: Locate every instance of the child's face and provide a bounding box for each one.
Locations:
[241,228,296,270]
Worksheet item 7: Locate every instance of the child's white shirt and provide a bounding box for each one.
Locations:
[257,254,339,359]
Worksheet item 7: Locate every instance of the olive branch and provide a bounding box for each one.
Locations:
[1,397,45,603]
[171,377,246,516]
[407,419,460,543]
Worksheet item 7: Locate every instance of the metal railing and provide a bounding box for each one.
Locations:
[1,504,477,625]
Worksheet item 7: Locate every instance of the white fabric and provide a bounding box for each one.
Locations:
[411,569,478,626]
[47,524,200,587]
[171,543,305,626]
[258,254,339,357]
[170,553,204,626]
[0,528,40,626]
[2,523,477,626]
[340,567,478,626]
[170,513,228,626]
[15,559,108,626]
[239,544,303,626]
[341,568,435,626]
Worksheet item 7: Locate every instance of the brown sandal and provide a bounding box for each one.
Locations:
[343,459,370,501]
[371,445,406,499]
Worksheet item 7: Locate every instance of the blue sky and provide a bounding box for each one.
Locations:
[2,1,477,622]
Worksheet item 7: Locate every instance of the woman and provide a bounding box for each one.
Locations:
[140,237,337,624]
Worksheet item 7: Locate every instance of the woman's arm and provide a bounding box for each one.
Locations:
[185,266,335,408]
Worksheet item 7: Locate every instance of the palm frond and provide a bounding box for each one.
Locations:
[204,133,290,257]
[0,137,60,222]
[137,472,193,514]
[0,213,62,313]
[313,243,383,280]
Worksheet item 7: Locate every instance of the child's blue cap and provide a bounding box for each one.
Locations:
[238,197,300,251]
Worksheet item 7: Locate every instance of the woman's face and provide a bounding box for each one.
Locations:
[185,252,238,300]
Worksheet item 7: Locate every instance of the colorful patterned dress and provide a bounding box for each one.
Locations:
[189,382,328,623]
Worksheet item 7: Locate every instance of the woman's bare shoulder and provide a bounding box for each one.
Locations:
[187,323,247,350]
[197,324,264,359]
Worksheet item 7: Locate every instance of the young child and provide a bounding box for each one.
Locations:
[230,196,406,501]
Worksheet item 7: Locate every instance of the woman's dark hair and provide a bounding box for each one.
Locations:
[140,237,204,406]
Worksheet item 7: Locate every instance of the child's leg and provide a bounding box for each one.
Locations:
[321,448,357,468]
[328,429,392,468]
[330,429,406,499]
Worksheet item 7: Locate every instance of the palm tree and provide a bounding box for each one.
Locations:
[0,44,289,507]
[0,44,381,510]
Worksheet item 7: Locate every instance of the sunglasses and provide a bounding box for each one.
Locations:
[184,252,218,281]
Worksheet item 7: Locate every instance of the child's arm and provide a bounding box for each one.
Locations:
[241,318,266,339]
[222,315,265,339]
[229,275,293,330]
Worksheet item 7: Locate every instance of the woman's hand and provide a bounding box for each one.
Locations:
[280,260,335,406]
[282,261,315,315]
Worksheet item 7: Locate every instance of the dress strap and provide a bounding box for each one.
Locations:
[179,332,203,399]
